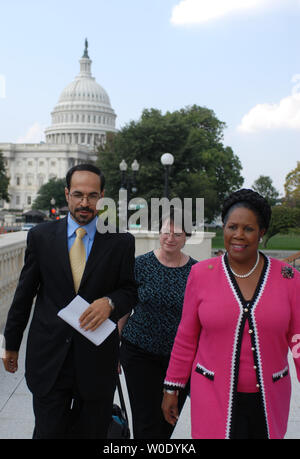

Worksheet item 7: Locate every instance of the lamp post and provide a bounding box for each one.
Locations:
[160,153,174,199]
[131,159,139,195]
[119,159,140,228]
[49,197,56,219]
[119,159,140,199]
[119,159,128,190]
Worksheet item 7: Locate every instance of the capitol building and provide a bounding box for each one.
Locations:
[0,40,117,211]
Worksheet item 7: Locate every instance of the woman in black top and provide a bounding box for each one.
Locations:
[120,211,197,439]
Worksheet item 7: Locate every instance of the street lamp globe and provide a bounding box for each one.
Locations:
[119,159,128,171]
[160,153,174,166]
[131,159,139,172]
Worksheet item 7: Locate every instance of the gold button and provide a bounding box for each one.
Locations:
[256,384,260,388]
[251,347,255,351]
[253,366,257,370]
[244,308,248,312]
[249,329,253,334]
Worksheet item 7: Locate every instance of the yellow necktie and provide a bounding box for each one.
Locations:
[69,227,87,293]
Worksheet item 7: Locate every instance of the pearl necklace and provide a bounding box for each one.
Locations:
[229,252,260,278]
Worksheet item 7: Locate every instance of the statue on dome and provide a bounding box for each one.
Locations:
[83,38,89,58]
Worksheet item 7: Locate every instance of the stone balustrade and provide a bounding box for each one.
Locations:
[0,231,27,331]
[0,229,215,332]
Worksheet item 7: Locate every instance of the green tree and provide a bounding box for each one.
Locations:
[252,175,279,206]
[284,162,300,207]
[97,105,244,222]
[0,151,10,202]
[264,205,300,247]
[32,178,66,210]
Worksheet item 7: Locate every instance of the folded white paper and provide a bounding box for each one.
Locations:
[58,295,116,346]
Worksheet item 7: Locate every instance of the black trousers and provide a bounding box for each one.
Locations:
[120,339,189,439]
[32,346,114,439]
[230,392,268,439]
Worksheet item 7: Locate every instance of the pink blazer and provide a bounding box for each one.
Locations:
[164,254,300,439]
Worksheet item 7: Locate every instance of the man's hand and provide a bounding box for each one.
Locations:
[2,350,19,373]
[79,297,112,332]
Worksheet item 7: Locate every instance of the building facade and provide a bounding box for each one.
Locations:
[0,40,116,211]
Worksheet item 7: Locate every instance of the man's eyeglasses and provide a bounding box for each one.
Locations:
[69,192,101,203]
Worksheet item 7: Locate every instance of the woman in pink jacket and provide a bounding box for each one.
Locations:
[162,189,300,439]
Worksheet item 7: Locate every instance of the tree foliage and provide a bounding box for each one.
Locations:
[252,175,279,206]
[32,178,66,210]
[264,205,300,247]
[284,161,300,207]
[97,105,244,222]
[262,164,300,246]
[0,151,10,202]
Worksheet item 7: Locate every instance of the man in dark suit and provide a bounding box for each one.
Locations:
[2,164,137,439]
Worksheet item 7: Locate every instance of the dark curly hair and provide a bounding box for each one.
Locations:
[221,188,272,231]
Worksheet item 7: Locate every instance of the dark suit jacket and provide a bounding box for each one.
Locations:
[4,217,137,398]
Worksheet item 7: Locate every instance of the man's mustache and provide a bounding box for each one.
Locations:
[76,206,92,212]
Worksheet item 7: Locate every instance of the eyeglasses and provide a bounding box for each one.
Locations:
[69,192,101,203]
[161,231,185,239]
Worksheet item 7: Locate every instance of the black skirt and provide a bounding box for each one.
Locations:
[231,392,268,439]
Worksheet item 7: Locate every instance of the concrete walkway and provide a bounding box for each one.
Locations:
[1,327,300,439]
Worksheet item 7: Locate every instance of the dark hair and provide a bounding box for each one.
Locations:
[159,207,192,237]
[66,163,105,191]
[221,188,272,231]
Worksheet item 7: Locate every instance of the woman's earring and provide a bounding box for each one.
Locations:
[259,237,263,244]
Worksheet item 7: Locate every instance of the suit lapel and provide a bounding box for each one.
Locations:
[80,230,112,288]
[53,217,74,289]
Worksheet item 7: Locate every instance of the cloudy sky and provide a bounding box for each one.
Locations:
[1,0,300,195]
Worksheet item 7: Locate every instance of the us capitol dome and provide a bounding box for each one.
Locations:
[0,40,117,211]
[45,39,117,147]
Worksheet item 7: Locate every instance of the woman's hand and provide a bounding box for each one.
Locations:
[117,361,122,374]
[2,350,19,373]
[162,392,179,426]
